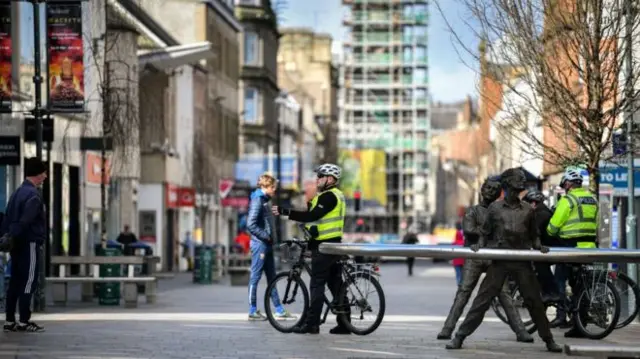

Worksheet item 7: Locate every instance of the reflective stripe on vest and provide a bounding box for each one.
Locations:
[305,188,346,240]
[557,188,598,239]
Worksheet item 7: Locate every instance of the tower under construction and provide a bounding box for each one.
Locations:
[339,0,430,235]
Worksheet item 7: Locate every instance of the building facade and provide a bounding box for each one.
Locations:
[339,0,430,232]
[278,28,339,164]
[236,0,280,157]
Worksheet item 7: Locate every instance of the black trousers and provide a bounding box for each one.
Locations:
[407,257,415,276]
[456,261,553,341]
[306,251,350,327]
[534,262,559,296]
[441,259,527,335]
[6,243,40,323]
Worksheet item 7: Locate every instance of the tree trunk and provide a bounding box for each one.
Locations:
[588,164,600,198]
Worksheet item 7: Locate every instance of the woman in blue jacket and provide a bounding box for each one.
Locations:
[246,174,290,320]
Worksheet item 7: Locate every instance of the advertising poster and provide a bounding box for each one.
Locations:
[339,149,387,207]
[47,1,85,112]
[0,2,11,113]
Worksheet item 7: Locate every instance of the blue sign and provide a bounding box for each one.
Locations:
[234,155,298,189]
[599,165,640,196]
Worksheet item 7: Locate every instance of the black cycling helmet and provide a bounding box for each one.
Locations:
[523,189,546,204]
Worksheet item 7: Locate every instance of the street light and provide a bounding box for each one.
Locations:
[274,91,289,242]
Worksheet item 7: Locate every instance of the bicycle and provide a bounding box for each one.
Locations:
[492,262,620,340]
[264,226,386,335]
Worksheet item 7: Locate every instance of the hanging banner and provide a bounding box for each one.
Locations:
[46,1,85,112]
[0,2,11,113]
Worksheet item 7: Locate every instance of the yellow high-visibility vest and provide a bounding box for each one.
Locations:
[305,187,346,240]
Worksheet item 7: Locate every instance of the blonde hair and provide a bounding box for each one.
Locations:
[257,173,277,188]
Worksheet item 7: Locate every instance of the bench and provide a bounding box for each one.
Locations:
[565,344,640,358]
[227,254,251,286]
[46,256,159,308]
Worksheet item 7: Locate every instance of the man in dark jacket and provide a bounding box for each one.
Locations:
[437,178,531,342]
[402,230,419,276]
[523,189,562,305]
[0,157,47,332]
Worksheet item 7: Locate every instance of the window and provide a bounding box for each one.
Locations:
[244,87,259,123]
[236,0,259,5]
[244,32,259,65]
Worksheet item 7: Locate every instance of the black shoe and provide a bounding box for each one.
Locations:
[437,330,452,340]
[544,339,563,353]
[549,317,567,328]
[329,325,351,335]
[564,328,584,338]
[3,322,16,332]
[445,335,464,350]
[516,332,534,343]
[292,324,319,334]
[16,321,44,333]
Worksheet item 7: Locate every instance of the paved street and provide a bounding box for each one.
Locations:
[0,261,637,358]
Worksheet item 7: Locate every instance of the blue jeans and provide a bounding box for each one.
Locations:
[248,240,282,312]
[454,265,464,286]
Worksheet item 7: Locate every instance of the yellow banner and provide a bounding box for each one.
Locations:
[339,149,387,206]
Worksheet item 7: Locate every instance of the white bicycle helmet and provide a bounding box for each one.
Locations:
[315,163,342,180]
[560,168,583,187]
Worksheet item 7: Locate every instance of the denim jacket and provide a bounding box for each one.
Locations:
[246,189,275,245]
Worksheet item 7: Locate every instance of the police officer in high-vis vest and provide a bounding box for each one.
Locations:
[272,163,351,335]
[546,167,598,336]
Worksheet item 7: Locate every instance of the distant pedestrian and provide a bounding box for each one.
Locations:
[0,157,47,332]
[402,230,419,276]
[116,225,138,247]
[452,222,465,286]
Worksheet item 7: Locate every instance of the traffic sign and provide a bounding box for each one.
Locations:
[219,179,234,199]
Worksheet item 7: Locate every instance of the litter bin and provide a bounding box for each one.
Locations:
[193,245,214,284]
[93,240,122,299]
[124,242,153,293]
[96,244,122,306]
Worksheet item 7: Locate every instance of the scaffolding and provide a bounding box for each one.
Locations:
[339,0,430,234]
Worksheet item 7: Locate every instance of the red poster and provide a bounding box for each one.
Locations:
[0,2,11,113]
[47,1,85,112]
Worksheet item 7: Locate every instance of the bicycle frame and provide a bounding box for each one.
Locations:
[280,232,380,326]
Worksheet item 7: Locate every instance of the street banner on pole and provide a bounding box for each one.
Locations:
[0,1,11,113]
[46,1,85,112]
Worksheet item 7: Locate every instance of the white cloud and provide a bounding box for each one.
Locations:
[429,65,479,103]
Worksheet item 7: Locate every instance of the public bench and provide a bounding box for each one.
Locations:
[46,256,159,308]
[226,254,251,286]
[565,344,640,358]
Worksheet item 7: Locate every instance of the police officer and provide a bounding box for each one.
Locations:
[272,163,351,335]
[546,168,598,336]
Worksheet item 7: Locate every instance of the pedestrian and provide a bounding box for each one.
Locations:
[402,229,419,276]
[0,157,47,332]
[246,174,290,321]
[272,163,351,335]
[451,222,464,286]
[445,168,561,353]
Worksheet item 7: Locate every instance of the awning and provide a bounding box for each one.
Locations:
[138,42,215,70]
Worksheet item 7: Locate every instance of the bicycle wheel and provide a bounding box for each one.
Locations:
[611,272,640,329]
[264,271,309,333]
[575,279,621,340]
[491,297,509,325]
[491,285,535,329]
[337,271,385,336]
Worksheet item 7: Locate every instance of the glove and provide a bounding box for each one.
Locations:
[470,244,480,252]
[538,245,550,254]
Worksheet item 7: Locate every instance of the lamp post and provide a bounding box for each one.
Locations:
[624,0,637,285]
[274,92,288,243]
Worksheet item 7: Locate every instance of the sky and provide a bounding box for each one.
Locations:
[279,0,480,103]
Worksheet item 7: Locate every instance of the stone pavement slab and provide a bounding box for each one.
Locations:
[1,262,636,358]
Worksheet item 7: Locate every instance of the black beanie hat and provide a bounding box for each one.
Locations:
[25,157,46,177]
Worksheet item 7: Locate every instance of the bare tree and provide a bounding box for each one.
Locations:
[81,5,141,247]
[436,0,640,194]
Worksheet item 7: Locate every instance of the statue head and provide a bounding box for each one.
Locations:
[500,168,527,192]
[480,179,502,204]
